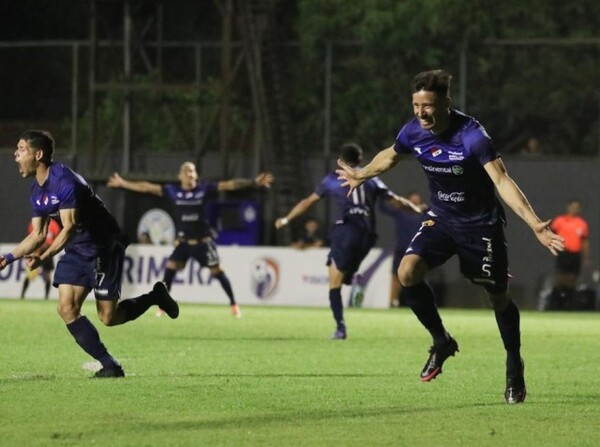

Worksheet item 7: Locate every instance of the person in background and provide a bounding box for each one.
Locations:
[107,162,273,318]
[1,130,179,378]
[380,191,428,307]
[547,198,590,309]
[336,69,564,404]
[291,218,325,249]
[137,231,152,245]
[275,143,421,340]
[519,137,543,158]
[20,218,62,300]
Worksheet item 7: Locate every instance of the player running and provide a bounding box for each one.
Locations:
[1,130,179,378]
[336,70,564,403]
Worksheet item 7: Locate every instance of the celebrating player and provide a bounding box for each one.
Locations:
[107,162,273,317]
[0,130,179,378]
[275,143,421,339]
[336,70,565,403]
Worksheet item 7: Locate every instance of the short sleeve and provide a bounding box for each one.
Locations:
[58,181,78,209]
[393,124,412,154]
[466,125,499,166]
[314,175,331,197]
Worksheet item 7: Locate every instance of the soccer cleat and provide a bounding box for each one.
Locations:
[330,329,347,340]
[230,304,242,318]
[151,281,179,319]
[93,364,125,378]
[420,336,459,382]
[505,359,527,404]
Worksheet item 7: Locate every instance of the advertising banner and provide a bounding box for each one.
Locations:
[0,244,393,308]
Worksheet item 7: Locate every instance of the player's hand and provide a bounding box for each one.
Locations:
[335,159,364,196]
[255,172,274,188]
[533,220,565,255]
[24,255,42,270]
[274,217,288,230]
[107,172,124,188]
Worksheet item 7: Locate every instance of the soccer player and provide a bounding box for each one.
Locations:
[20,218,61,300]
[107,162,273,318]
[336,70,565,404]
[0,130,179,378]
[275,143,421,339]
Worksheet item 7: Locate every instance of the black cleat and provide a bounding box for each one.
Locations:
[151,281,179,319]
[505,359,527,404]
[94,364,125,378]
[420,336,459,382]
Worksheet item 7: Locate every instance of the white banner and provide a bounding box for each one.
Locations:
[0,244,393,308]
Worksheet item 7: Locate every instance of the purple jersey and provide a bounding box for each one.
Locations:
[393,109,505,228]
[162,181,218,240]
[30,162,121,258]
[315,171,394,234]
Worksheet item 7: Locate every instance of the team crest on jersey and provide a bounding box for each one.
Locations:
[431,147,442,157]
[452,165,464,175]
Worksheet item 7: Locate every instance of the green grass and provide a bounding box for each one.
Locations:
[0,299,599,447]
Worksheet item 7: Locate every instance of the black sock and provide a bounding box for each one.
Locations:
[329,288,345,331]
[163,268,176,291]
[118,291,155,322]
[21,278,29,298]
[495,300,521,373]
[66,316,119,369]
[403,281,448,346]
[213,271,236,305]
[44,280,51,299]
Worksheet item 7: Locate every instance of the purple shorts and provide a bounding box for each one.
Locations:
[406,217,509,294]
[53,239,126,301]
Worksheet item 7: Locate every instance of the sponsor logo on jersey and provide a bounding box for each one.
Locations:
[414,147,422,154]
[437,191,465,202]
[448,150,464,161]
[422,165,452,174]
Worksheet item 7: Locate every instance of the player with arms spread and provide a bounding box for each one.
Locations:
[336,70,564,403]
[0,130,179,378]
[276,143,421,339]
[107,162,273,317]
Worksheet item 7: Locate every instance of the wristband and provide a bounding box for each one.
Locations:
[2,253,15,264]
[280,217,289,226]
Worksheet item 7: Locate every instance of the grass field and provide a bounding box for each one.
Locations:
[0,299,599,447]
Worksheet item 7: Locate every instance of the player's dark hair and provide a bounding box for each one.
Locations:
[411,69,452,98]
[20,130,54,164]
[339,143,363,167]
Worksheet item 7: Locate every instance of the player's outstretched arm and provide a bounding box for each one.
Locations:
[217,172,274,191]
[484,158,565,255]
[275,193,320,229]
[336,146,399,196]
[107,172,163,196]
[387,193,425,214]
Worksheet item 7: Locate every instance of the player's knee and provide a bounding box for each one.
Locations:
[486,290,510,311]
[56,302,78,322]
[97,311,118,326]
[398,265,423,288]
